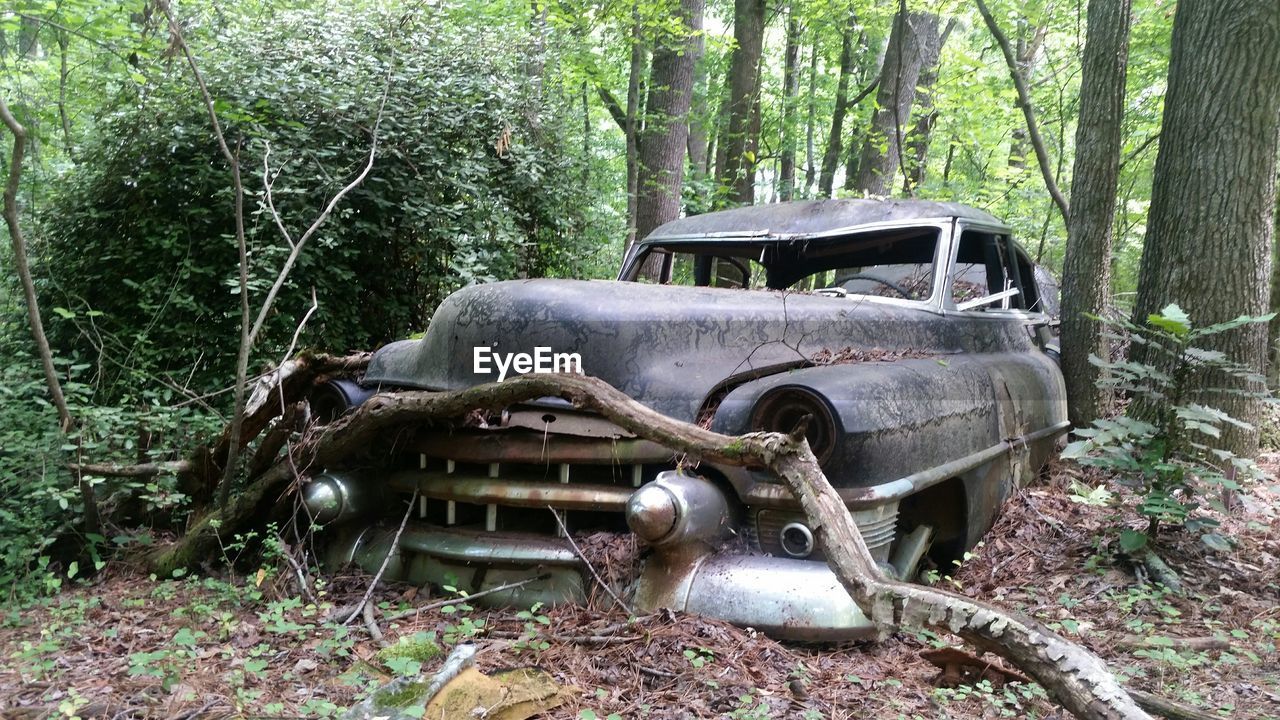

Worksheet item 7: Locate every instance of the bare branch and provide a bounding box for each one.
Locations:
[975,0,1071,227]
[549,504,634,615]
[1,97,73,432]
[262,142,295,249]
[247,78,392,350]
[154,0,250,511]
[343,489,419,626]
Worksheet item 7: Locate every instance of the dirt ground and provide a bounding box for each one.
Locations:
[2,459,1278,719]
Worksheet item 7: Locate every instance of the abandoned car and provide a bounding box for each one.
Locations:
[305,198,1068,640]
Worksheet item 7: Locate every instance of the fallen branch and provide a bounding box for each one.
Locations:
[362,602,389,648]
[1114,635,1228,653]
[69,460,193,478]
[248,373,1150,719]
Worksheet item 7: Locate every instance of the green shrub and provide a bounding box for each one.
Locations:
[0,314,220,597]
[41,4,613,398]
[1063,304,1274,552]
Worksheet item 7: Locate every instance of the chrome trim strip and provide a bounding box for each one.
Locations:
[387,471,633,511]
[746,420,1071,509]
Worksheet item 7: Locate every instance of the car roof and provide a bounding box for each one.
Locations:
[643,198,1008,242]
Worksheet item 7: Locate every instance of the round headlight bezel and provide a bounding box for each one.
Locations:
[749,386,839,467]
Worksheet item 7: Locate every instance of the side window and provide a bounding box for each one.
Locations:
[951,231,1029,311]
[627,247,766,288]
[788,229,940,302]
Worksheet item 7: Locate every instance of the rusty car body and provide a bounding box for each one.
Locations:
[305,199,1068,640]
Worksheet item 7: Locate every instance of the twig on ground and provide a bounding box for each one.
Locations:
[1127,689,1220,720]
[362,602,389,648]
[485,629,640,645]
[282,544,316,604]
[1114,635,1228,653]
[343,490,419,626]
[548,505,634,616]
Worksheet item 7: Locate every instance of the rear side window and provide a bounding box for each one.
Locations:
[951,231,1041,312]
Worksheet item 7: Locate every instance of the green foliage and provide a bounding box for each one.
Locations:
[0,312,218,596]
[1062,304,1274,548]
[39,3,612,396]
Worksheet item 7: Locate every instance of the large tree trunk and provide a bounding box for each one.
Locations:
[717,0,766,206]
[1270,216,1280,388]
[1131,0,1280,457]
[902,18,955,194]
[633,0,703,241]
[778,10,802,202]
[851,7,939,196]
[818,11,858,198]
[1060,0,1133,428]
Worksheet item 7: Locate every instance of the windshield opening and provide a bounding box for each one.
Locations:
[625,227,941,303]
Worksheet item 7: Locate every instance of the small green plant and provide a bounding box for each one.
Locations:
[1063,304,1273,551]
[727,690,774,719]
[513,602,552,652]
[682,646,715,668]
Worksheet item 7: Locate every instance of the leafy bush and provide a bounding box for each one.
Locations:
[1062,304,1273,552]
[0,313,220,597]
[41,4,613,397]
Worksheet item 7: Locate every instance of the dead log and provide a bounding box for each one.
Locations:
[215,373,1148,720]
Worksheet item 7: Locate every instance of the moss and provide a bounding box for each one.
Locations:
[722,438,745,458]
[378,633,444,664]
[372,679,429,708]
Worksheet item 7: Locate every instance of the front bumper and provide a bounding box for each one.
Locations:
[311,469,918,641]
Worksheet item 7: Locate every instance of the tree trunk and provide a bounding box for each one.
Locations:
[1131,0,1280,457]
[802,42,819,197]
[1060,0,1132,428]
[851,6,938,196]
[633,0,703,241]
[624,6,648,252]
[902,18,955,194]
[778,11,802,202]
[717,0,766,206]
[1,98,73,433]
[1270,216,1280,388]
[818,11,858,198]
[687,45,711,211]
[1007,24,1047,169]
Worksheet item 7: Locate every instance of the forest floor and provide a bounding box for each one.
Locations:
[1,459,1278,720]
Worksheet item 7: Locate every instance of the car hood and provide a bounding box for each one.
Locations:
[364,278,958,421]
